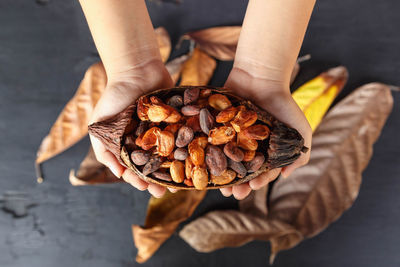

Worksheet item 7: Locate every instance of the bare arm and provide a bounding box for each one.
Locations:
[222,0,315,199]
[80,0,172,197]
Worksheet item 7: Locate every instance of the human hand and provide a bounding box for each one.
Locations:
[89,60,177,198]
[219,67,312,200]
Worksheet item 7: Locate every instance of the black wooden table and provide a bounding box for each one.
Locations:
[0,1,399,266]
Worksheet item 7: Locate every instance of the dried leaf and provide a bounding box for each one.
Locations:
[69,147,122,186]
[36,62,107,165]
[165,53,191,85]
[186,26,241,60]
[238,185,268,218]
[133,190,206,263]
[292,66,348,131]
[268,83,393,260]
[155,27,171,63]
[179,210,302,254]
[179,48,216,86]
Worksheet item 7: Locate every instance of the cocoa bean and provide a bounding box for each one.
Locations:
[192,166,208,189]
[130,150,150,166]
[199,108,215,135]
[228,159,247,178]
[174,148,189,160]
[223,142,244,162]
[181,105,200,116]
[184,87,200,105]
[176,126,194,148]
[151,171,172,182]
[210,169,236,185]
[244,152,265,173]
[142,156,162,175]
[170,160,185,183]
[205,145,227,176]
[135,121,148,137]
[167,95,183,109]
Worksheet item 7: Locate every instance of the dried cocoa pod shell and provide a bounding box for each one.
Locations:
[88,86,307,190]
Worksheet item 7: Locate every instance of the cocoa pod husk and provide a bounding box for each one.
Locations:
[88,86,307,190]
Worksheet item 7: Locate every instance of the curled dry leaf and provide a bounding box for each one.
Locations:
[69,146,122,186]
[185,26,242,60]
[132,190,206,263]
[268,83,393,261]
[165,53,192,85]
[179,210,302,253]
[155,27,172,63]
[179,47,217,86]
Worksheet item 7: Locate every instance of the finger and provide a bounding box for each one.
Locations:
[121,169,148,191]
[232,183,252,200]
[167,187,179,193]
[249,168,281,190]
[90,135,125,177]
[281,150,310,178]
[220,187,233,197]
[148,183,167,198]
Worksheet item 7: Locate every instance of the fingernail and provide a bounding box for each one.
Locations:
[109,166,121,178]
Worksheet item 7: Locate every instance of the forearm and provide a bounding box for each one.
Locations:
[234,0,316,87]
[79,0,162,81]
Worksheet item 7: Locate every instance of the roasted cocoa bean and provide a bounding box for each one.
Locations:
[185,115,201,132]
[183,178,194,187]
[228,159,247,178]
[170,160,185,183]
[243,150,256,162]
[151,171,172,182]
[199,108,215,135]
[130,150,150,166]
[210,169,236,185]
[184,87,200,105]
[181,105,200,116]
[188,141,205,166]
[185,157,194,179]
[205,145,227,176]
[208,94,232,111]
[176,126,194,147]
[167,95,184,109]
[142,156,162,175]
[135,121,148,137]
[223,142,244,162]
[244,152,265,173]
[192,166,208,189]
[208,126,236,145]
[174,148,189,160]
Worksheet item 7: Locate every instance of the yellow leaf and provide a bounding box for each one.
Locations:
[292,66,348,131]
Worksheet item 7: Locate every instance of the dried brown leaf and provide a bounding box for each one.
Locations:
[69,147,122,186]
[132,190,206,263]
[238,185,268,218]
[155,27,171,63]
[186,26,241,60]
[36,62,107,165]
[165,53,191,85]
[179,47,216,86]
[179,210,302,253]
[268,83,393,260]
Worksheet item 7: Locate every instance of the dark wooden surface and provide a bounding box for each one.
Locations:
[0,0,399,266]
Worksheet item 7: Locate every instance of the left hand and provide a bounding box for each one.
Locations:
[219,67,312,200]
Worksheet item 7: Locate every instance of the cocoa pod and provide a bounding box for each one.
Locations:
[176,126,194,148]
[208,126,236,145]
[244,152,265,173]
[130,150,150,166]
[151,171,172,182]
[167,95,183,109]
[181,105,200,116]
[208,94,232,111]
[192,166,208,190]
[210,169,237,185]
[142,156,162,175]
[223,142,244,162]
[174,148,189,160]
[228,159,247,178]
[205,145,227,176]
[170,160,185,183]
[184,87,200,105]
[199,108,215,135]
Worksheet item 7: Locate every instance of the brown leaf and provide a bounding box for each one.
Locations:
[155,27,171,63]
[69,147,122,186]
[179,48,217,86]
[36,62,107,165]
[238,185,268,218]
[186,26,241,60]
[132,190,206,263]
[179,210,302,254]
[165,53,191,85]
[268,83,393,259]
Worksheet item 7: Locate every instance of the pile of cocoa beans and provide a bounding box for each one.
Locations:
[125,87,270,190]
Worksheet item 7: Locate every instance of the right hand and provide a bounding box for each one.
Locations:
[89,60,176,198]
